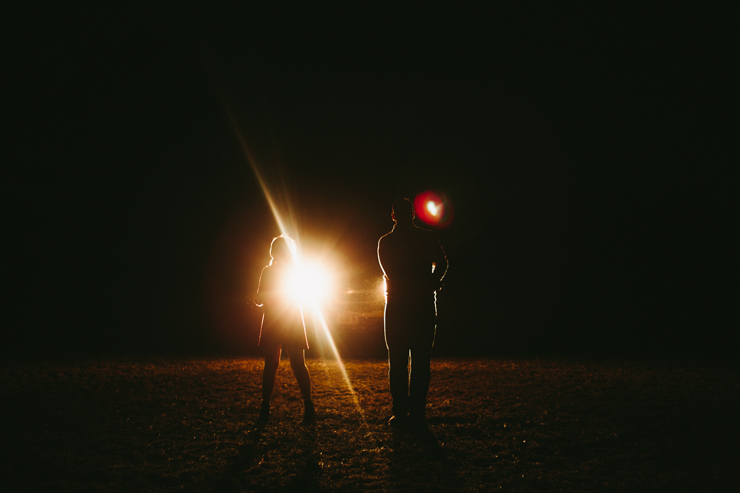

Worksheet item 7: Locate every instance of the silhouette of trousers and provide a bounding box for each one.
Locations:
[384,301,436,419]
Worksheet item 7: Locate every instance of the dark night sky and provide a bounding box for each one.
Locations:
[5,5,737,357]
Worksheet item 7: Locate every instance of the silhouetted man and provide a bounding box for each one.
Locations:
[377,198,448,428]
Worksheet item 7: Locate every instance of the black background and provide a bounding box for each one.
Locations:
[5,5,737,358]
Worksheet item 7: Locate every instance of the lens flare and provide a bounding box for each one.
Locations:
[223,102,366,426]
[284,262,333,305]
[414,190,453,228]
[311,307,367,425]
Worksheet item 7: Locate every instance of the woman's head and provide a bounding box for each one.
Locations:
[269,235,296,265]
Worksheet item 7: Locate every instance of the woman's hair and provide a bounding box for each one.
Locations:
[269,235,296,265]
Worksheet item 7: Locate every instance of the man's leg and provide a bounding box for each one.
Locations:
[409,342,432,421]
[388,346,410,419]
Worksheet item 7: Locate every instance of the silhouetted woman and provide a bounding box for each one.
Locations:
[255,235,315,423]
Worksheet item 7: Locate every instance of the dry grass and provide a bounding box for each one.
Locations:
[1,357,738,492]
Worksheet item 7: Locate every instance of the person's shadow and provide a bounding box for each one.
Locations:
[388,424,453,489]
[215,422,320,492]
[284,426,321,492]
[215,422,267,489]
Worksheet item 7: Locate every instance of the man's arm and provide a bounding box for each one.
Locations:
[377,237,388,279]
[430,234,448,290]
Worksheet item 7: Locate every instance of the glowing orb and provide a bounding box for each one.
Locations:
[284,262,333,305]
[414,191,453,228]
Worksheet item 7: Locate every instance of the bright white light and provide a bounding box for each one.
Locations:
[377,277,387,302]
[228,101,365,424]
[426,200,440,216]
[285,262,332,305]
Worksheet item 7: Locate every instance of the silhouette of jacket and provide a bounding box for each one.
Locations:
[378,222,448,305]
[378,221,448,419]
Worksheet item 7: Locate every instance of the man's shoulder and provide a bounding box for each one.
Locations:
[410,225,441,243]
[380,224,438,241]
[413,224,436,235]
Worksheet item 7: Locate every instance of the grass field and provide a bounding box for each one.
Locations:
[1,356,738,492]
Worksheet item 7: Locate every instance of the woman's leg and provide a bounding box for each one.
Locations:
[260,346,281,420]
[287,348,312,402]
[287,348,314,421]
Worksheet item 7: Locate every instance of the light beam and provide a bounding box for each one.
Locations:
[311,307,367,426]
[223,104,366,424]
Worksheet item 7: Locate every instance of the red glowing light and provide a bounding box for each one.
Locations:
[414,191,453,228]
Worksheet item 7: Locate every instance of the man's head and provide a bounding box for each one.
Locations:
[391,198,415,225]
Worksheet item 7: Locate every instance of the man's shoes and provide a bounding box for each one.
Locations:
[388,415,408,428]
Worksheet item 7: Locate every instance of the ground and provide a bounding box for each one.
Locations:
[1,357,738,492]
